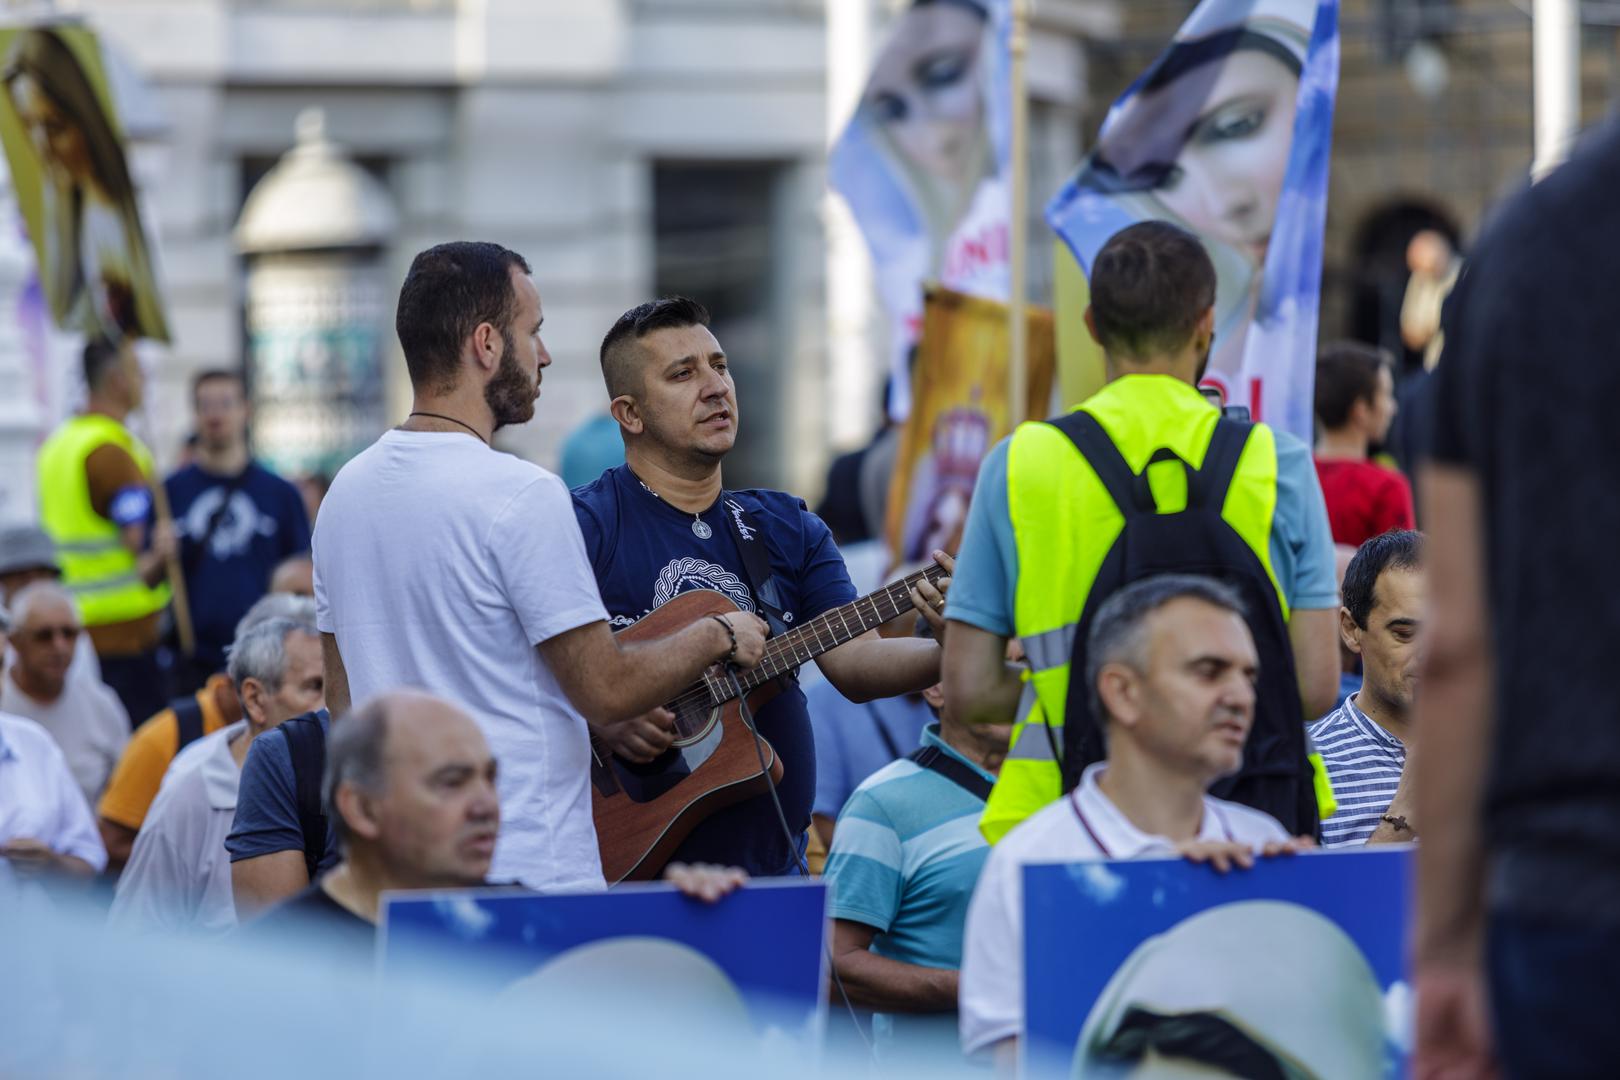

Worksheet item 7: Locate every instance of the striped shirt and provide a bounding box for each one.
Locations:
[1308,694,1406,847]
[824,724,993,974]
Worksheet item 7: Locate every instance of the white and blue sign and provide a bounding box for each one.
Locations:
[1046,0,1340,441]
[830,0,1012,421]
[1024,848,1411,1078]
[380,880,829,1047]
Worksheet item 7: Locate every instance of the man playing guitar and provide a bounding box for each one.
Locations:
[574,297,950,877]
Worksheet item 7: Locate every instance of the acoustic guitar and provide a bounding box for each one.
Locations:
[592,560,949,882]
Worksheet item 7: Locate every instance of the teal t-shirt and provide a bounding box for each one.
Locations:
[946,424,1339,638]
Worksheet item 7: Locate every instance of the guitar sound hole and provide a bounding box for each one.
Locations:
[672,703,719,748]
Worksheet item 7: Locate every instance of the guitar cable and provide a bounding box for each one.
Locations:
[723,664,878,1062]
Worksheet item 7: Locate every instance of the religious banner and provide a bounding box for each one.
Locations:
[885,285,1053,566]
[1045,0,1340,441]
[0,25,168,343]
[830,0,1011,421]
[1024,847,1411,1078]
[381,880,829,1050]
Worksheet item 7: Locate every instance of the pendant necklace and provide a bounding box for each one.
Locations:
[635,474,713,540]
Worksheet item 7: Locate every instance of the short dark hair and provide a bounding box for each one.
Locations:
[599,296,711,398]
[1088,221,1217,359]
[1314,341,1392,430]
[83,337,122,391]
[1086,574,1248,725]
[1342,530,1424,629]
[395,242,532,394]
[323,697,393,850]
[191,368,243,401]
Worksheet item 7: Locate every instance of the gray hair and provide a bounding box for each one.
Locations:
[233,592,316,642]
[6,579,79,633]
[1085,575,1248,725]
[322,696,393,849]
[225,616,318,694]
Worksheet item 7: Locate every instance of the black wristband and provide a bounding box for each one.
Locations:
[709,614,738,664]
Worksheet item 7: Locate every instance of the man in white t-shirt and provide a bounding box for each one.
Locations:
[311,242,767,893]
[110,612,324,933]
[0,581,128,807]
[957,575,1312,1068]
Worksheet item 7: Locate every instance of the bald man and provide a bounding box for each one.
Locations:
[251,691,746,945]
[0,581,129,806]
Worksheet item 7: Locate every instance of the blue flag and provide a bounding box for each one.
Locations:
[1046,0,1340,440]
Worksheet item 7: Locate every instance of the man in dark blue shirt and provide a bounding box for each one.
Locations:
[165,370,311,688]
[573,297,950,877]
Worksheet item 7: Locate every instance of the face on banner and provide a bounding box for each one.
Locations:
[1023,851,1411,1077]
[1047,0,1336,437]
[0,26,169,343]
[831,0,1010,420]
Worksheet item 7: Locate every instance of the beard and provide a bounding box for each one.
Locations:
[1193,332,1214,385]
[485,328,537,430]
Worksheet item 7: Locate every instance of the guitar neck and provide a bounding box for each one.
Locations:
[721,563,947,697]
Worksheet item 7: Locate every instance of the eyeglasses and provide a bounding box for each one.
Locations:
[22,625,80,644]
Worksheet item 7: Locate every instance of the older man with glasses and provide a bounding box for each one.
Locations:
[1,580,129,809]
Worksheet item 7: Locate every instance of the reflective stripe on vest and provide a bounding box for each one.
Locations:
[982,375,1288,838]
[979,680,1058,845]
[36,414,169,627]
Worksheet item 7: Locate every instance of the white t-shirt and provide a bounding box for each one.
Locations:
[109,721,245,935]
[0,712,106,876]
[958,763,1290,1057]
[0,668,129,808]
[313,430,610,890]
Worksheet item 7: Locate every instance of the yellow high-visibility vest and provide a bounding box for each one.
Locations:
[36,414,169,627]
[982,374,1333,843]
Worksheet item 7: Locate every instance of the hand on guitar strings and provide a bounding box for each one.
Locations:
[594,708,679,763]
[713,610,769,667]
[663,862,749,903]
[910,549,956,641]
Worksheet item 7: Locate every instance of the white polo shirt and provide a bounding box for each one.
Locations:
[958,763,1289,1057]
[0,712,107,882]
[110,721,247,934]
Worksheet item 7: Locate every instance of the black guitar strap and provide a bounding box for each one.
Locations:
[909,744,995,803]
[721,493,793,639]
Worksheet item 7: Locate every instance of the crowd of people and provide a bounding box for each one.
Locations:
[3,118,1615,1075]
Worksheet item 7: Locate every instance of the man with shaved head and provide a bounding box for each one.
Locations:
[252,690,745,945]
[0,580,129,806]
[574,297,951,877]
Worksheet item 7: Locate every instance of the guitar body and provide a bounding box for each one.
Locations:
[592,590,786,883]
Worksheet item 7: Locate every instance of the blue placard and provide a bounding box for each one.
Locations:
[380,880,828,1046]
[1024,848,1411,1077]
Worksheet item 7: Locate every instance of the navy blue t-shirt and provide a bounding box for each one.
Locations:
[165,462,312,667]
[572,465,857,876]
[225,708,340,875]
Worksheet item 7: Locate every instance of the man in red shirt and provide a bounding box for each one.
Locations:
[1313,342,1414,546]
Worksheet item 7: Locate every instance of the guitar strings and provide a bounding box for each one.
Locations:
[668,565,947,715]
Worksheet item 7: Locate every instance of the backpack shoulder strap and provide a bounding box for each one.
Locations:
[1046,410,1152,516]
[171,696,205,753]
[908,744,994,803]
[1188,418,1254,509]
[279,716,329,883]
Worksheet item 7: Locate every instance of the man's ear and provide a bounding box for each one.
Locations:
[1339,606,1363,657]
[469,321,502,375]
[333,783,383,843]
[1096,663,1139,729]
[608,395,643,437]
[240,677,267,728]
[1083,305,1102,346]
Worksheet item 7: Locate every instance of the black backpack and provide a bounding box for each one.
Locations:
[1051,411,1319,838]
[276,713,331,883]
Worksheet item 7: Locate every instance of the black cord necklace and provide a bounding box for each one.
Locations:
[405,411,488,446]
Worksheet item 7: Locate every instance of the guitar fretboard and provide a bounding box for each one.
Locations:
[698,562,948,704]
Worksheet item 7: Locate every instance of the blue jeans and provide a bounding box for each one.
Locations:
[1489,912,1620,1078]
